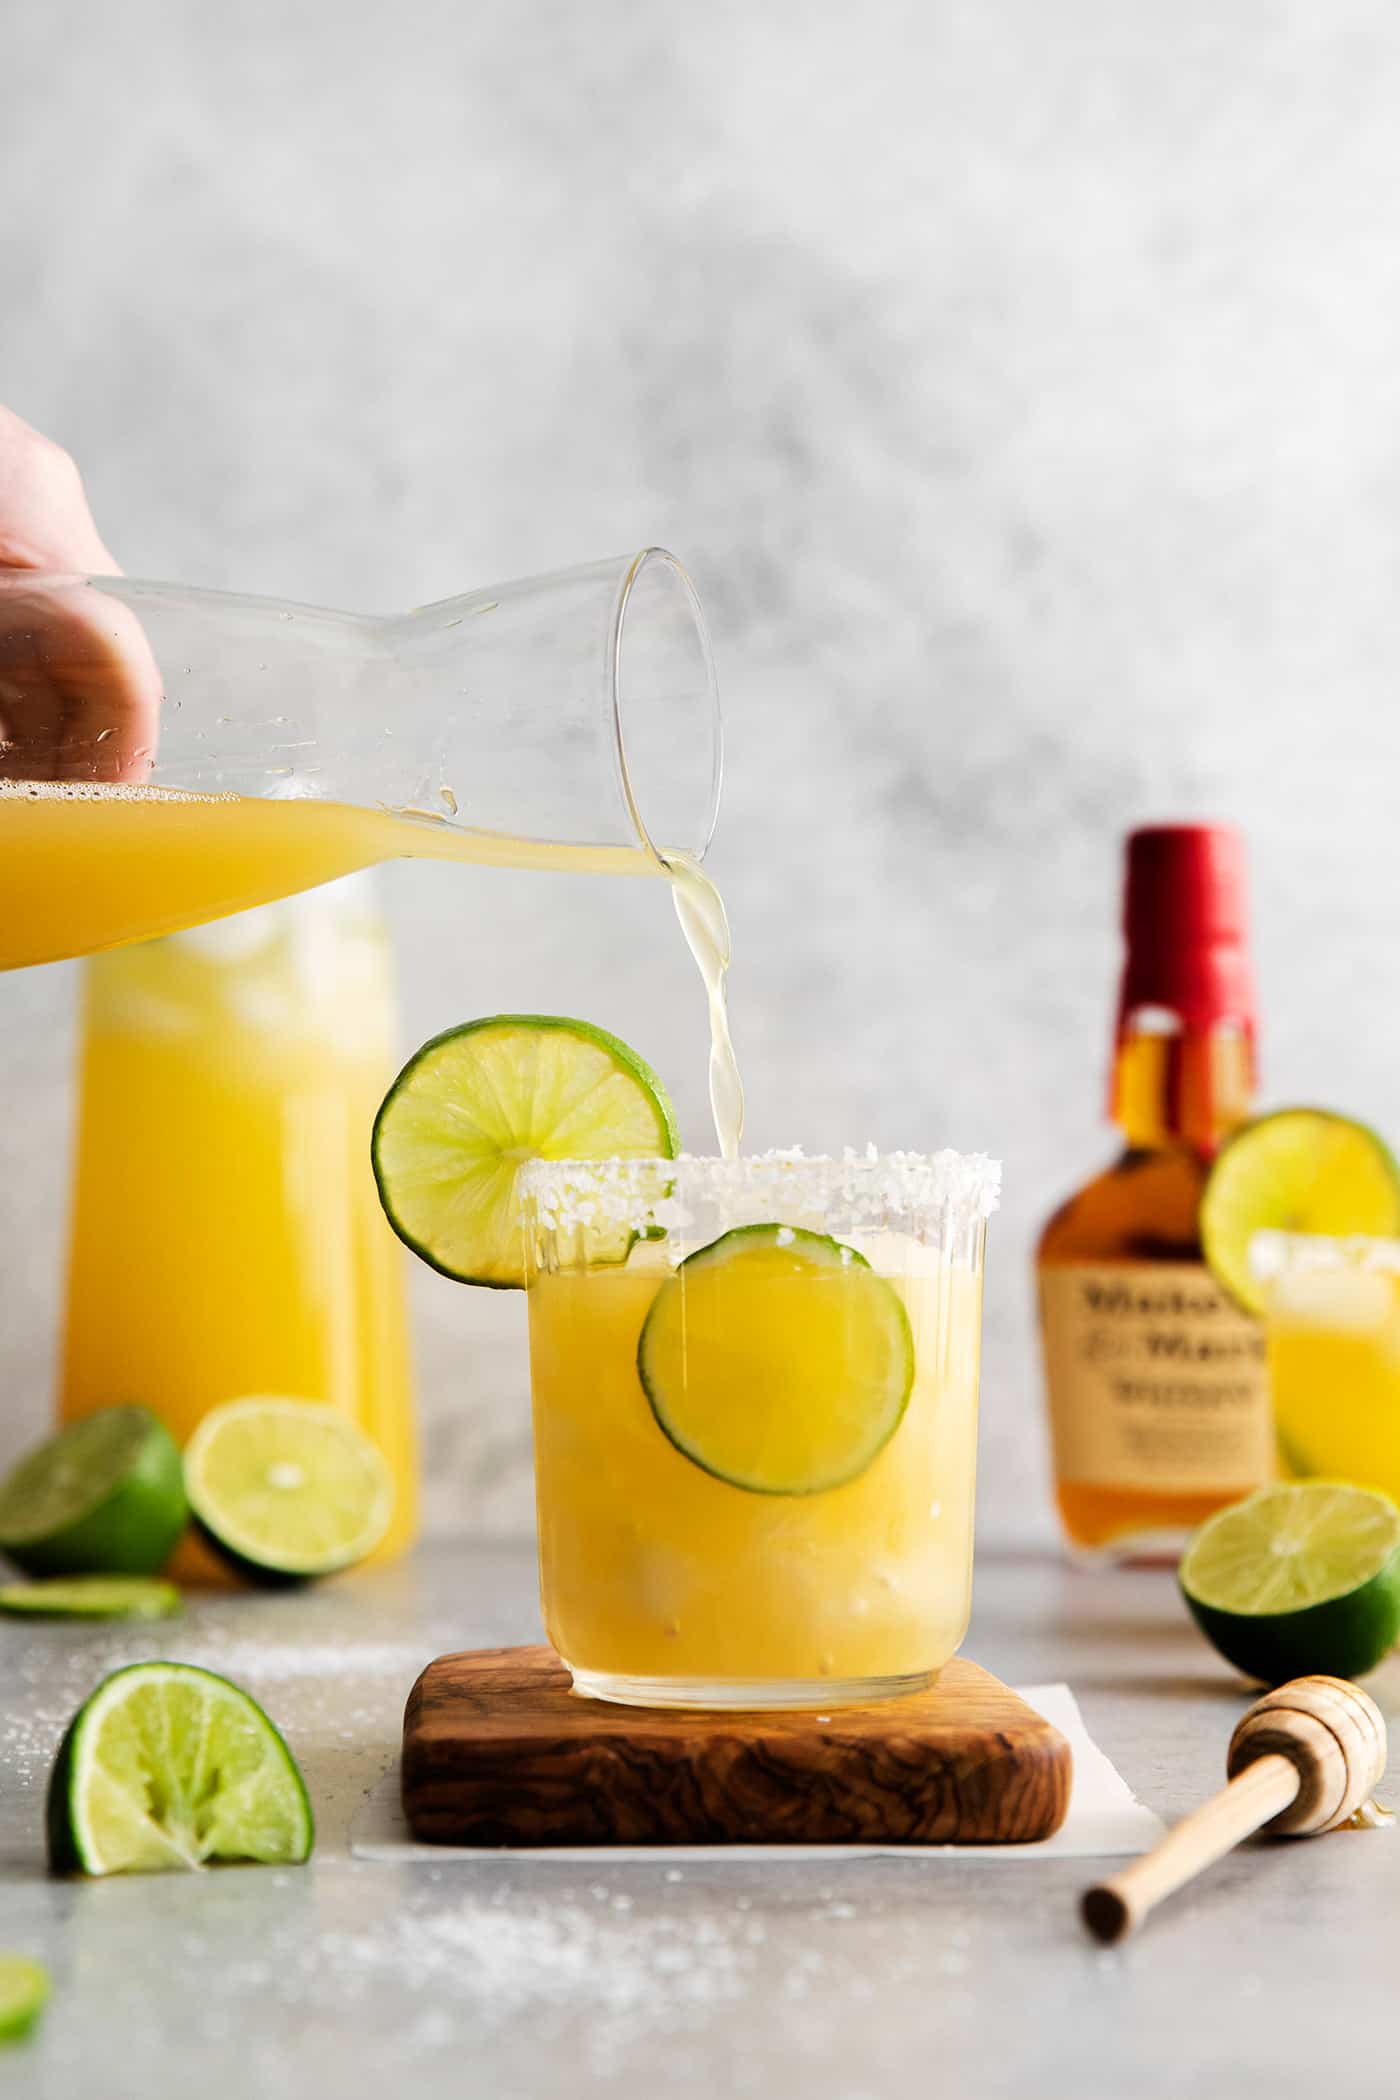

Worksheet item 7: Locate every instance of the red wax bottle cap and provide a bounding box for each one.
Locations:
[1116,824,1256,1045]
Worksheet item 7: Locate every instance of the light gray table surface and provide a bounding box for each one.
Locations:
[2,1537,1395,2099]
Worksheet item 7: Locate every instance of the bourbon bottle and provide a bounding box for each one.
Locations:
[1037,825,1274,1559]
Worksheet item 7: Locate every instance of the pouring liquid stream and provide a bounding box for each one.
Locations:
[663,850,745,1160]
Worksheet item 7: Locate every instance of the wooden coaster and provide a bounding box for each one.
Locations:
[401,1645,1072,1847]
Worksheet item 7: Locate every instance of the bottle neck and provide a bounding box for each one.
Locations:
[1111,1021,1254,1155]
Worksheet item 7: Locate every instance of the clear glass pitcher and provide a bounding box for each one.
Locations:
[0,548,720,969]
[60,876,418,1579]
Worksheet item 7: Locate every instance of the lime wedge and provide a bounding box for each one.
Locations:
[0,1407,187,1578]
[637,1225,915,1495]
[0,1576,181,1621]
[1180,1481,1400,1683]
[371,1014,678,1288]
[183,1397,394,1585]
[46,1661,313,1876]
[1200,1109,1400,1316]
[0,1956,49,2042]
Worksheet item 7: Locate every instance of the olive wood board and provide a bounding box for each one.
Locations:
[401,1644,1073,1848]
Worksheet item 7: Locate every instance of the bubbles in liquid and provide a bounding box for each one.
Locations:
[0,780,237,802]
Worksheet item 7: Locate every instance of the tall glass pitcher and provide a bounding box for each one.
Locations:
[58,876,416,1577]
[0,548,720,971]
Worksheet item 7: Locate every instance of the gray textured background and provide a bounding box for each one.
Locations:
[6,0,1400,1546]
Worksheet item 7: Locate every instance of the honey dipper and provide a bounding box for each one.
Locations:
[1082,1675,1388,1943]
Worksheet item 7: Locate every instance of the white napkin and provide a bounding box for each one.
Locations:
[350,1682,1165,1863]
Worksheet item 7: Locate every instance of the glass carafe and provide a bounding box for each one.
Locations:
[0,549,720,970]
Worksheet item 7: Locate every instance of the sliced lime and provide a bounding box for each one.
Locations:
[371,1014,678,1288]
[0,1576,181,1621]
[0,1956,49,2042]
[1180,1481,1400,1683]
[637,1224,915,1495]
[1201,1109,1400,1316]
[183,1397,394,1585]
[46,1661,313,1876]
[0,1407,187,1578]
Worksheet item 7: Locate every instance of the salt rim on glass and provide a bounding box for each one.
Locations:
[518,1144,1001,1246]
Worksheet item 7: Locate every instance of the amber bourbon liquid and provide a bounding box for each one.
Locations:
[1037,826,1273,1560]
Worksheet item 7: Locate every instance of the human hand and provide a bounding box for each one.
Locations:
[0,405,161,782]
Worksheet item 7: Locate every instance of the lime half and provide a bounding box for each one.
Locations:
[0,1957,49,2043]
[46,1661,313,1876]
[1201,1109,1400,1315]
[184,1398,393,1585]
[1180,1481,1400,1683]
[637,1224,915,1495]
[372,1015,679,1288]
[0,1407,187,1578]
[0,1577,181,1621]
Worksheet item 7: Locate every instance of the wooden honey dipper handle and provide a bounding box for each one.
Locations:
[1082,1753,1299,1943]
[1083,1675,1387,1945]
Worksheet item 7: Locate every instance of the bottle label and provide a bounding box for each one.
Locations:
[1039,1262,1273,1492]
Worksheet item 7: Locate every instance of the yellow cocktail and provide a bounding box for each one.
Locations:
[1254,1231,1400,1498]
[60,882,417,1570]
[521,1152,997,1707]
[0,782,656,973]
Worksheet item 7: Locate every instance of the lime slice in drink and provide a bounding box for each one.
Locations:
[0,1576,182,1621]
[0,1407,187,1578]
[1200,1108,1400,1316]
[46,1661,313,1876]
[372,1014,679,1288]
[0,1957,49,2042]
[183,1397,394,1585]
[1180,1481,1400,1683]
[637,1224,915,1495]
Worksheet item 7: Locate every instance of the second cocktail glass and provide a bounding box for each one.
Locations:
[520,1150,999,1709]
[1253,1230,1400,1498]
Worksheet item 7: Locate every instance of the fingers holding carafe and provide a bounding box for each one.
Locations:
[0,405,160,784]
